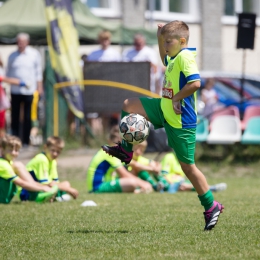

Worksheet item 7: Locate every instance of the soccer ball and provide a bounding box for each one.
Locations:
[119,113,150,145]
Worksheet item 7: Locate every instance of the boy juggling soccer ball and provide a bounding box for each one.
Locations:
[102,20,224,230]
[0,135,58,204]
[20,136,79,202]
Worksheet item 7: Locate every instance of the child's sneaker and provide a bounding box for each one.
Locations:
[204,201,224,231]
[154,182,164,192]
[167,181,182,194]
[36,185,58,203]
[210,183,227,192]
[56,194,71,202]
[101,142,133,164]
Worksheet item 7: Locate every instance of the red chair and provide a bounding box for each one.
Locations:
[241,105,260,130]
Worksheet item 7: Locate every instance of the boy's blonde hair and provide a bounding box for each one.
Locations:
[98,30,111,41]
[46,136,65,149]
[134,140,148,149]
[108,126,121,143]
[161,20,189,43]
[0,135,22,150]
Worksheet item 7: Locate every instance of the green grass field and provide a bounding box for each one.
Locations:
[1,161,260,260]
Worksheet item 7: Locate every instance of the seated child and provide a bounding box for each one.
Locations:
[130,142,227,193]
[128,140,170,192]
[161,152,227,193]
[87,130,153,193]
[20,136,79,202]
[0,135,58,204]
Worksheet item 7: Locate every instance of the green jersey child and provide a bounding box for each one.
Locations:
[20,136,79,202]
[161,152,227,193]
[87,130,152,193]
[0,135,58,204]
[128,140,170,192]
[102,21,224,230]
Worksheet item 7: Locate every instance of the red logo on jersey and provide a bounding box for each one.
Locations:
[162,88,173,99]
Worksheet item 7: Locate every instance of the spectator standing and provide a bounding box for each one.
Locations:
[87,31,121,62]
[6,33,43,146]
[201,78,219,118]
[0,56,23,138]
[87,31,121,135]
[0,56,7,138]
[122,34,158,93]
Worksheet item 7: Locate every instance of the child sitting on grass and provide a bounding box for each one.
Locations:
[161,152,227,193]
[20,136,79,202]
[128,140,170,192]
[87,129,153,194]
[129,141,227,193]
[0,135,58,204]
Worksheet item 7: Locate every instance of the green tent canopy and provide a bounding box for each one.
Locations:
[0,0,157,45]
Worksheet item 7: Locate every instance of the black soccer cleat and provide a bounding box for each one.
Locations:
[204,201,224,231]
[101,142,133,165]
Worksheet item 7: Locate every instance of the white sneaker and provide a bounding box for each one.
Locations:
[56,194,71,202]
[210,183,227,192]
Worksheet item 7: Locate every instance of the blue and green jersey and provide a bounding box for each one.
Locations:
[87,149,122,192]
[161,48,200,129]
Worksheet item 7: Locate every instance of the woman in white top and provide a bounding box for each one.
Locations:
[201,78,219,118]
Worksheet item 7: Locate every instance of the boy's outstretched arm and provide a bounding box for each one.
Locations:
[13,161,44,185]
[116,166,153,193]
[13,178,52,193]
[130,160,161,175]
[49,180,79,199]
[157,24,166,65]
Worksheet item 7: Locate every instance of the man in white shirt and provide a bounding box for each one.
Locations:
[122,34,158,93]
[6,33,43,146]
[87,31,121,62]
[86,31,121,133]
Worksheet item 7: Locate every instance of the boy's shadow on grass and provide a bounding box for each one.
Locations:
[67,230,128,234]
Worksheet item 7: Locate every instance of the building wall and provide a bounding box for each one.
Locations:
[201,0,223,71]
[121,0,146,27]
[187,24,201,70]
[222,26,260,75]
[1,1,260,76]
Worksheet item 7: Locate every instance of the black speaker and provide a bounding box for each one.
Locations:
[237,13,256,49]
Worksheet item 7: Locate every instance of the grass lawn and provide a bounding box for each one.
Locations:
[1,161,260,260]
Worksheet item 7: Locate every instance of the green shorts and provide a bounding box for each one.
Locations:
[0,178,17,204]
[94,179,122,193]
[140,97,196,164]
[20,188,66,201]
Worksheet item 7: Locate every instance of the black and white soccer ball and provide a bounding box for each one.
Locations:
[119,113,150,145]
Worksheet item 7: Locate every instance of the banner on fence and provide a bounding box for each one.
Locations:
[45,0,84,118]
